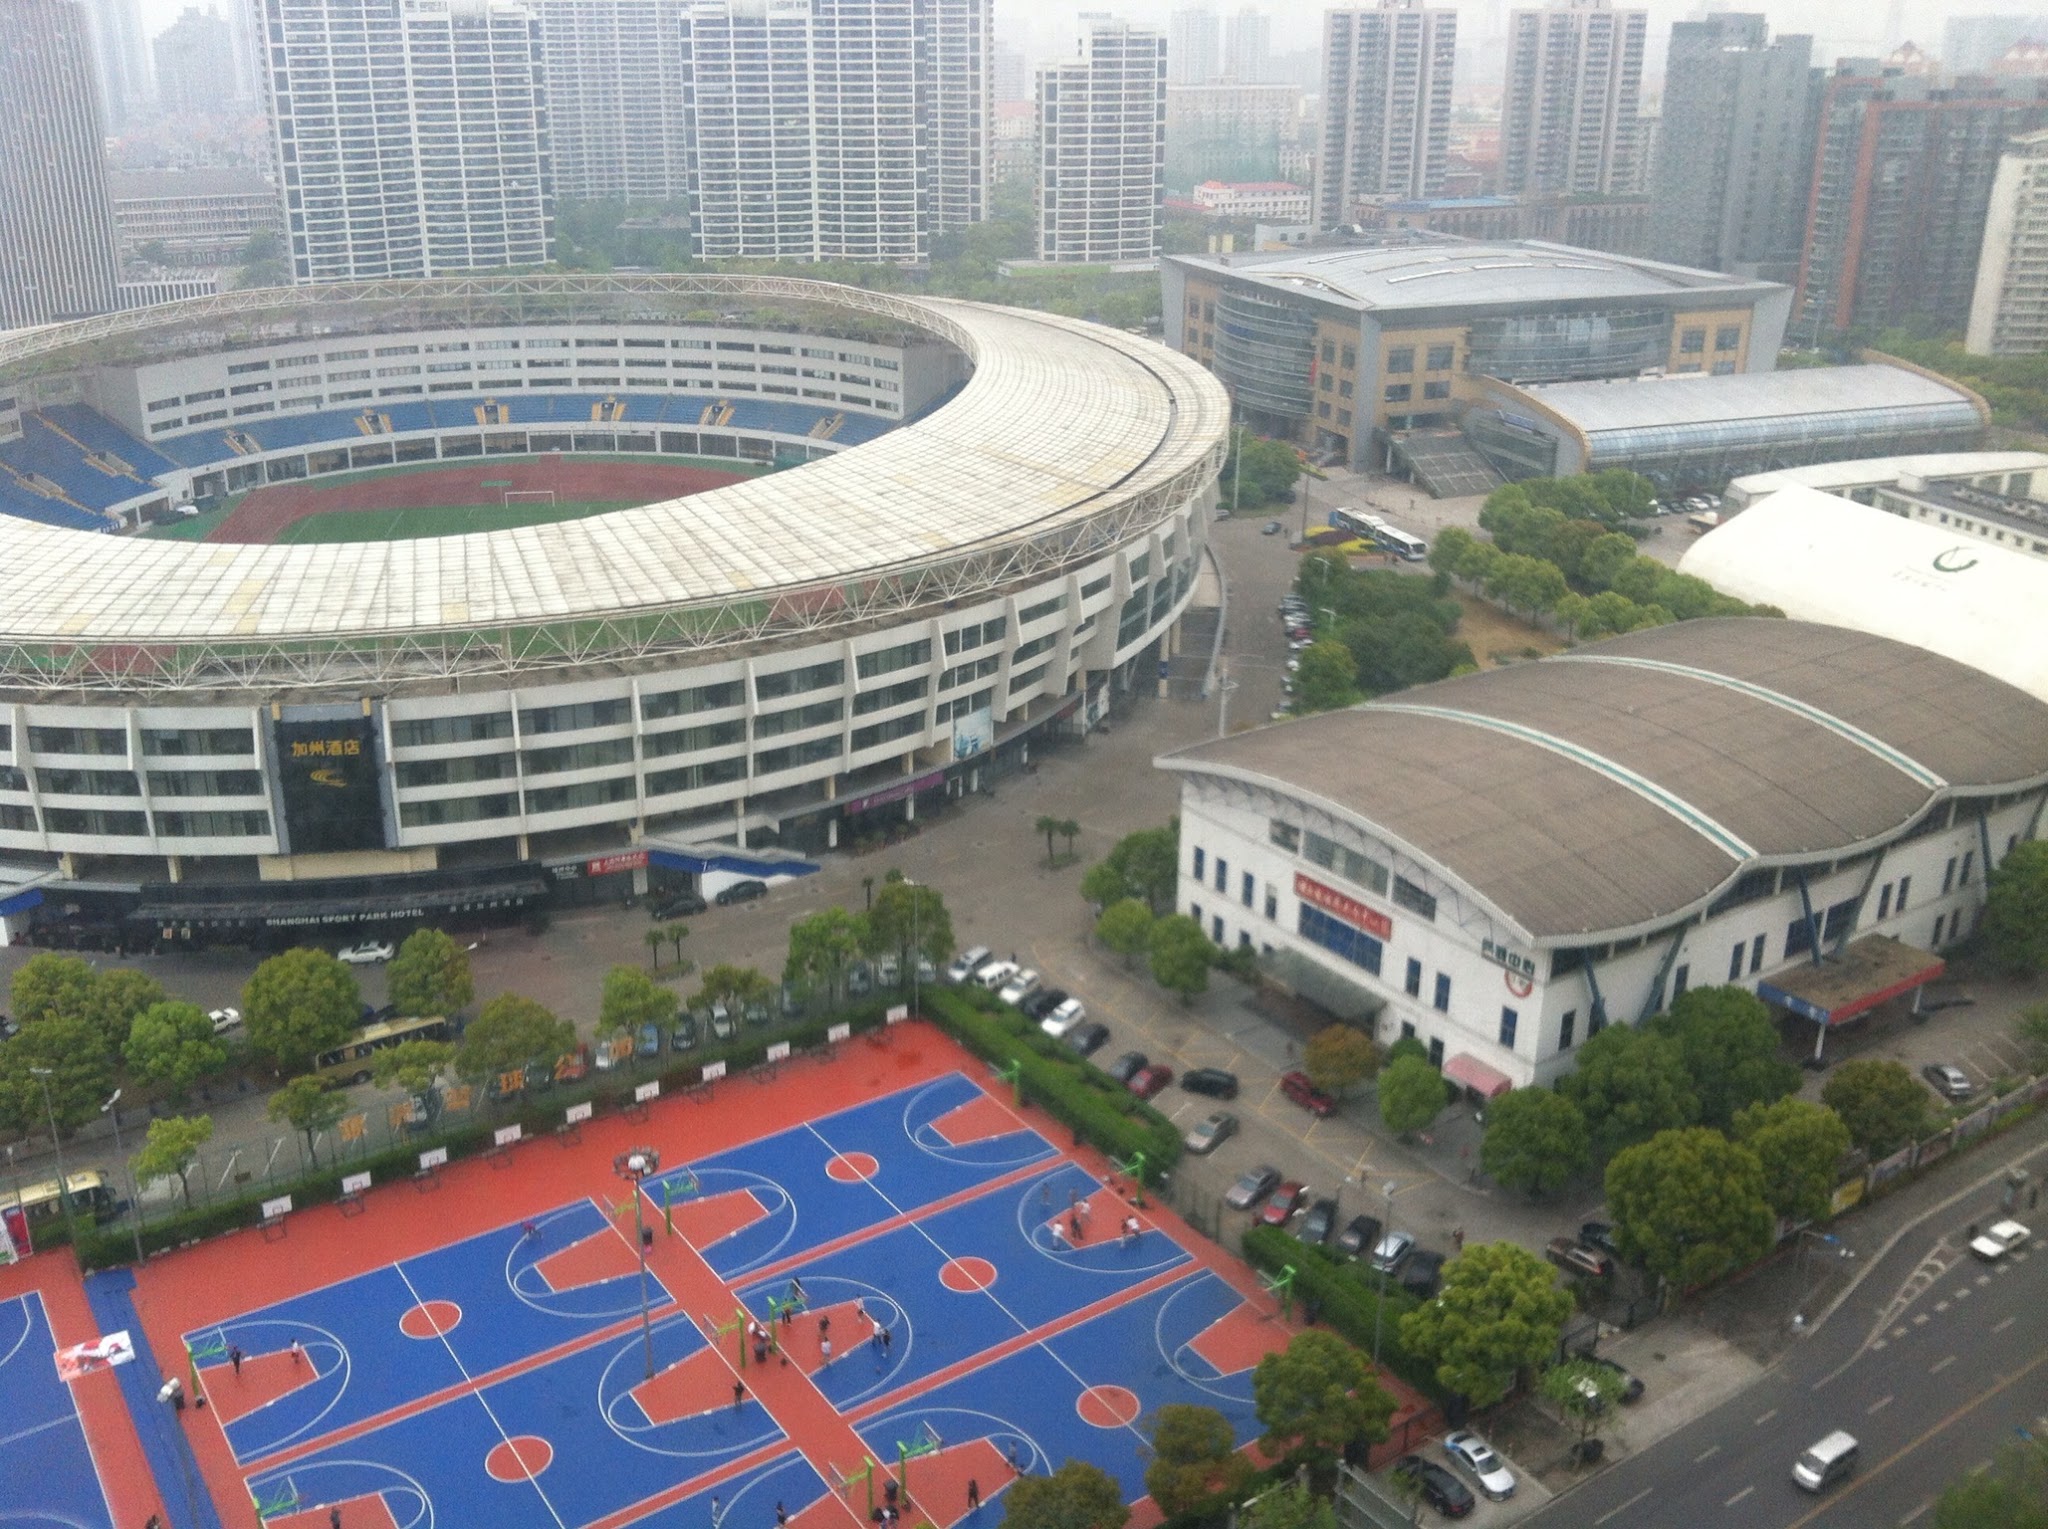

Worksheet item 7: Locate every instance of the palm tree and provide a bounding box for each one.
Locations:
[1058,819,1081,860]
[643,926,664,969]
[1035,814,1061,867]
[666,923,689,969]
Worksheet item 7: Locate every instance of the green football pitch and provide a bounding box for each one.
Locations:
[274,498,633,544]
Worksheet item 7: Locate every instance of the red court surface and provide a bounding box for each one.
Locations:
[210,457,746,543]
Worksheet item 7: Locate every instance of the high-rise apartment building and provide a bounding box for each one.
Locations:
[1499,0,1646,197]
[259,0,552,282]
[1224,6,1269,83]
[679,0,990,264]
[1947,15,2048,72]
[1315,0,1456,226]
[1036,19,1166,263]
[1968,129,2048,353]
[1168,7,1218,84]
[80,0,153,129]
[536,0,689,202]
[1798,63,2048,334]
[0,0,124,327]
[152,6,238,118]
[994,42,1027,102]
[1649,13,1816,279]
[1166,81,1301,188]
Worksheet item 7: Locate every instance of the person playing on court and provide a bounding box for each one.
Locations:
[521,1219,540,1241]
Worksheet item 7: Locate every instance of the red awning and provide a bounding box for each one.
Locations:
[1442,1053,1514,1099]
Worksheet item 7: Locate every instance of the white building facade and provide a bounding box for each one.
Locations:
[1968,128,2048,356]
[1315,0,1457,225]
[1500,0,1646,197]
[1191,180,1309,220]
[536,0,690,202]
[1036,19,1167,263]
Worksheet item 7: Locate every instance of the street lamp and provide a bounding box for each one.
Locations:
[1791,1229,1853,1326]
[1215,672,1239,738]
[102,1089,145,1265]
[615,1147,663,1379]
[28,1068,74,1244]
[1371,1179,1396,1368]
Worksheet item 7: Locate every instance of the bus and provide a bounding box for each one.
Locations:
[1373,524,1429,561]
[1329,507,1386,541]
[0,1169,118,1233]
[314,1014,451,1084]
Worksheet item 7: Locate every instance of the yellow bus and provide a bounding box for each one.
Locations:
[0,1168,118,1230]
[313,1014,451,1084]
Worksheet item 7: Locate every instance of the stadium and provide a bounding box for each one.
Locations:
[0,274,1229,945]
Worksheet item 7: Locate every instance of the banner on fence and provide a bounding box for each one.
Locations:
[1830,1177,1865,1216]
[495,1067,525,1100]
[444,1084,474,1113]
[566,1102,593,1125]
[0,1205,22,1265]
[887,1004,909,1025]
[1867,1144,1914,1192]
[341,1172,372,1197]
[339,1111,369,1144]
[635,1080,663,1102]
[765,1041,791,1063]
[2034,1075,2048,1104]
[1990,1089,2030,1123]
[1954,1103,1995,1145]
[419,1147,450,1172]
[700,1061,727,1083]
[827,1022,851,1043]
[494,1125,523,1149]
[54,1331,134,1382]
[1915,1127,1954,1167]
[261,1194,293,1222]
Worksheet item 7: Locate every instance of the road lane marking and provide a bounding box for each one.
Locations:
[1593,1488,1652,1525]
[1755,1408,1778,1426]
[1873,1340,1888,1351]
[1979,1275,1993,1286]
[1931,1356,1956,1374]
[1935,1301,1950,1312]
[1900,1502,1932,1525]
[1953,1287,1971,1300]
[1868,1394,1894,1414]
[1892,1326,1908,1338]
[1725,1487,1754,1507]
[1914,1314,1930,1324]
[1994,1316,2017,1333]
[1695,1445,1721,1463]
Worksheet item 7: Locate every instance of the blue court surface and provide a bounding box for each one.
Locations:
[0,1291,116,1528]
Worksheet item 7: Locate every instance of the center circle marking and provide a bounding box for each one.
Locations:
[939,1256,998,1292]
[399,1299,462,1339]
[487,1435,554,1481]
[827,1151,880,1182]
[1077,1385,1141,1428]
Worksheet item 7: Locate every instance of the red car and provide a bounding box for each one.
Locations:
[1280,1070,1337,1118]
[1128,1063,1174,1100]
[1257,1180,1309,1226]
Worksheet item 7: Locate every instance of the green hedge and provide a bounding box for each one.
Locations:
[920,987,1182,1184]
[1240,1225,1447,1404]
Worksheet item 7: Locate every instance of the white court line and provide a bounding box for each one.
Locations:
[14,1290,119,1529]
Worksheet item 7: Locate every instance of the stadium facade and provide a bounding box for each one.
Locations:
[0,275,1227,946]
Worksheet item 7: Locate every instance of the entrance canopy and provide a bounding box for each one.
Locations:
[1443,1053,1515,1100]
[1757,935,1946,1026]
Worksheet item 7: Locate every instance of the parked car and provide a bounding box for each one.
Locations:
[1184,1111,1239,1155]
[1019,987,1064,1020]
[998,969,1040,1006]
[671,1012,700,1051]
[846,961,873,998]
[1369,1229,1414,1274]
[1105,1050,1148,1085]
[1180,1067,1240,1099]
[778,983,806,1019]
[709,1002,738,1042]
[1258,1181,1310,1227]
[1923,1062,1975,1100]
[1390,1455,1474,1519]
[1299,1197,1339,1246]
[1547,1238,1615,1278]
[1400,1250,1448,1299]
[1335,1214,1382,1260]
[1128,1063,1174,1100]
[1279,1070,1337,1118]
[1583,1354,1645,1403]
[207,1007,242,1034]
[1578,1220,1622,1259]
[650,890,707,921]
[336,939,396,965]
[715,879,769,906]
[1262,520,1284,535]
[1042,999,1087,1038]
[1970,1219,2032,1261]
[946,945,994,984]
[635,1023,664,1059]
[1225,1165,1282,1211]
[975,960,1020,992]
[1066,1021,1111,1056]
[743,997,772,1028]
[1442,1431,1516,1500]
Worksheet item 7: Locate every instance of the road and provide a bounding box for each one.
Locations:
[1520,1198,2048,1529]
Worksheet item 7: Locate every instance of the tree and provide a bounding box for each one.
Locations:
[133,1114,213,1209]
[1094,898,1155,967]
[1144,1404,1255,1518]
[1237,1484,1337,1529]
[1058,820,1081,859]
[1080,823,1180,914]
[386,928,474,1017]
[666,924,691,972]
[599,964,677,1039]
[1036,814,1064,867]
[1481,1088,1591,1195]
[242,948,361,1074]
[1653,986,1800,1132]
[1398,1241,1575,1408]
[1933,1434,2048,1529]
[124,1001,230,1098]
[456,994,576,1084]
[1605,1128,1776,1290]
[2015,1001,2048,1072]
[371,1039,456,1100]
[1251,1329,1395,1480]
[1733,1096,1854,1223]
[1148,913,1212,1003]
[0,1014,115,1137]
[699,963,775,1010]
[82,968,166,1062]
[1303,1024,1377,1094]
[267,1075,349,1166]
[1000,1461,1129,1529]
[1385,1035,1428,1068]
[1378,1054,1448,1138]
[865,879,954,972]
[10,952,98,1029]
[1556,1023,1698,1161]
[1292,640,1360,712]
[1542,1360,1627,1448]
[644,926,667,969]
[785,907,867,1003]
[1821,1058,1932,1158]
[1982,840,2048,976]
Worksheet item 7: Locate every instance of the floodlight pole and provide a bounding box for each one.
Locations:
[101,1089,144,1264]
[29,1068,74,1245]
[1371,1179,1395,1369]
[616,1147,662,1379]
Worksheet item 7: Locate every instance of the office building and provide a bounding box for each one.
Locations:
[151,6,237,118]
[1315,0,1457,226]
[1191,180,1309,220]
[260,0,550,283]
[679,0,991,264]
[1968,129,2048,355]
[1798,64,2048,335]
[107,168,283,266]
[1500,0,1646,197]
[536,0,689,202]
[1036,19,1166,263]
[1168,7,1218,84]
[1224,6,1269,83]
[1356,191,1649,255]
[1947,14,2048,72]
[994,42,1027,102]
[79,0,152,130]
[1649,15,1816,279]
[0,0,123,328]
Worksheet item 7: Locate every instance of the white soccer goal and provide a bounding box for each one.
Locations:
[503,488,557,508]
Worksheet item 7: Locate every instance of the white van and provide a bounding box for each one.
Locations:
[1792,1431,1858,1492]
[944,945,992,984]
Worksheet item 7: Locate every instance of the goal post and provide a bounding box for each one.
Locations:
[502,488,557,508]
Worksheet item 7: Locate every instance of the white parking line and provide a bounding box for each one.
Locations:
[1868,1394,1894,1414]
[1994,1316,2017,1333]
[1901,1500,1933,1524]
[1931,1355,1956,1374]
[1594,1488,1653,1525]
[1755,1408,1778,1426]
[1725,1486,1755,1507]
[1696,1445,1722,1463]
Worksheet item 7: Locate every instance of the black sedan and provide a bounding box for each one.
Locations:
[1105,1051,1148,1084]
[1066,1022,1111,1057]
[1298,1197,1339,1246]
[1020,987,1068,1021]
[1180,1067,1240,1099]
[1391,1455,1475,1519]
[1584,1353,1645,1403]
[1335,1214,1382,1260]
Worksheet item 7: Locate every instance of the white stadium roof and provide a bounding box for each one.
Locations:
[0,283,1226,647]
[1678,486,2048,703]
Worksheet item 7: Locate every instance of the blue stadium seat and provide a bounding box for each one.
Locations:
[40,404,181,477]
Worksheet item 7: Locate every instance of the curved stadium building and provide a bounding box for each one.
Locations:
[0,275,1228,945]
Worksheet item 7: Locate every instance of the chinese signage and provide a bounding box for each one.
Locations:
[275,716,385,853]
[1479,939,1539,981]
[587,850,648,877]
[1293,873,1392,940]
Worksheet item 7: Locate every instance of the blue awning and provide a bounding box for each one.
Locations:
[648,848,820,879]
[0,888,44,918]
